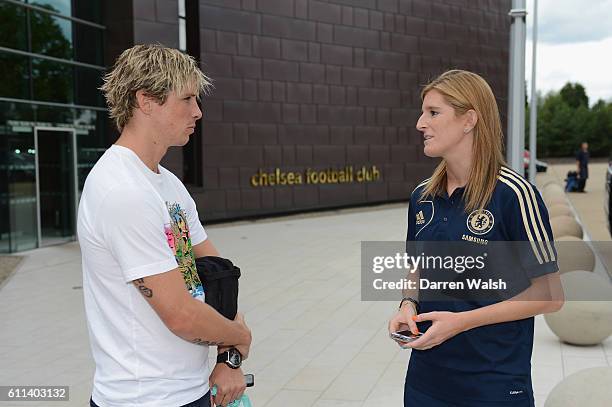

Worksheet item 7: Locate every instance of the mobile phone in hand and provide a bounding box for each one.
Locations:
[390,329,422,342]
[244,374,254,387]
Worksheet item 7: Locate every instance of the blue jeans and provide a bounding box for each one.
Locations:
[90,391,211,407]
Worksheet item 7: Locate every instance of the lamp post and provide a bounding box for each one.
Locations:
[528,0,539,184]
[507,0,528,175]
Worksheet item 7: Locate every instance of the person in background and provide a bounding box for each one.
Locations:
[575,142,590,192]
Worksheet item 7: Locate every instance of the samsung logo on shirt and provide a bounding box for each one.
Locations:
[461,234,489,245]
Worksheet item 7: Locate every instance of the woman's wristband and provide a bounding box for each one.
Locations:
[399,297,420,314]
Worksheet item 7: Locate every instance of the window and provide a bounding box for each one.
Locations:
[179,0,186,52]
[0,0,105,106]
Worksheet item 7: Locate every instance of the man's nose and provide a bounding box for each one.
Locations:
[193,100,202,120]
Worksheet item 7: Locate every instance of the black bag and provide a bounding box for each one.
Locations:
[195,256,241,320]
[565,171,579,192]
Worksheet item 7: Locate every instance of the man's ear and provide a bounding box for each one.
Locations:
[135,90,152,115]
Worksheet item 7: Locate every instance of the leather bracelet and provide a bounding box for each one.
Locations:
[399,297,420,314]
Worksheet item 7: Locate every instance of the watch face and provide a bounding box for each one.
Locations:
[228,349,241,367]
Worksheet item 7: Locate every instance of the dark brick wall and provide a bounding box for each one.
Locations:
[107,0,511,221]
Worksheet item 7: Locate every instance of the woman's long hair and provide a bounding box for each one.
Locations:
[419,70,506,212]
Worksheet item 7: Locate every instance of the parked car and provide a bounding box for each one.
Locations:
[524,150,548,179]
[606,157,612,238]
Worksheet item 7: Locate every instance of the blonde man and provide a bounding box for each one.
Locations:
[78,44,251,407]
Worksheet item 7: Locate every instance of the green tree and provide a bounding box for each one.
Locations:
[559,82,589,109]
[527,82,611,158]
[537,92,576,157]
[589,100,612,156]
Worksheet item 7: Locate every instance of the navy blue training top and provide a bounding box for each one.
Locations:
[405,166,558,405]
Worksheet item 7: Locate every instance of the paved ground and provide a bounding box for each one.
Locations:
[0,256,22,290]
[545,159,610,241]
[544,160,612,276]
[0,164,611,407]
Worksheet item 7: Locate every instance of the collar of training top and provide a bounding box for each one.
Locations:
[408,166,553,249]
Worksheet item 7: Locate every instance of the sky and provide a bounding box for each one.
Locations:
[525,0,612,105]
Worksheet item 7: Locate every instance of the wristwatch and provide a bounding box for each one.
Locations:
[216,348,242,369]
[399,297,420,314]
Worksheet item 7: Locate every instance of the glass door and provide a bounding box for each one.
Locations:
[34,127,78,247]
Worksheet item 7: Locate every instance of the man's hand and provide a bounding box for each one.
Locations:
[233,313,251,359]
[210,364,246,407]
[402,311,467,350]
[388,303,419,347]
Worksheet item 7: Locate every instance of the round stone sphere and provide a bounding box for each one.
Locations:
[543,184,566,202]
[548,204,573,218]
[546,195,570,208]
[551,216,582,239]
[545,367,612,407]
[554,236,595,273]
[537,175,561,189]
[544,271,612,345]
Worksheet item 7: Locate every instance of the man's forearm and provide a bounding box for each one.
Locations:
[174,299,249,347]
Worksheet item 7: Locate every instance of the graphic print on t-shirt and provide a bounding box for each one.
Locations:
[164,202,204,299]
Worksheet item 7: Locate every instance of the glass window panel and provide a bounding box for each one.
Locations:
[74,65,104,107]
[30,9,73,61]
[0,101,107,253]
[34,104,74,124]
[0,2,28,50]
[179,0,185,17]
[32,57,73,103]
[73,0,102,24]
[28,0,71,17]
[76,109,106,192]
[0,101,37,252]
[0,52,31,100]
[73,22,104,65]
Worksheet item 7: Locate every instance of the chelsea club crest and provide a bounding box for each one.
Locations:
[467,209,494,235]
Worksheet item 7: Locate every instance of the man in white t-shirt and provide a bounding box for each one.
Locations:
[77,44,252,407]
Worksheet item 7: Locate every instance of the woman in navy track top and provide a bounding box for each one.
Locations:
[388,70,565,407]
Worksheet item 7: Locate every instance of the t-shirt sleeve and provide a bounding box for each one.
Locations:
[503,180,559,279]
[184,195,207,246]
[99,185,178,282]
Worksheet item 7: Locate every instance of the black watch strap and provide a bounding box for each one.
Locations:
[216,352,227,364]
[399,297,420,313]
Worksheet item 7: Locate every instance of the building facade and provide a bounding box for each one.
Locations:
[0,0,511,253]
[0,0,107,252]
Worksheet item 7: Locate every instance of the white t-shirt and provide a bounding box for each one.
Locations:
[77,145,209,407]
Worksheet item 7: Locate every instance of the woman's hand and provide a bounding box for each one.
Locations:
[403,311,468,350]
[388,303,419,347]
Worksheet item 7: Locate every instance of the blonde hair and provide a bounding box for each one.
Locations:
[100,44,212,131]
[419,70,506,212]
